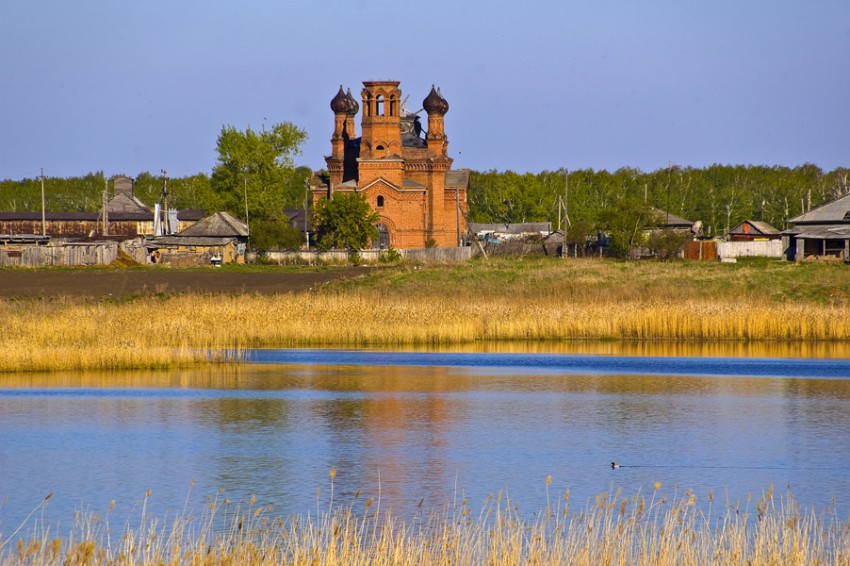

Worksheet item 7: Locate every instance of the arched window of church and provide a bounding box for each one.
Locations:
[375,95,384,116]
[376,223,390,249]
[377,196,384,207]
[389,95,396,116]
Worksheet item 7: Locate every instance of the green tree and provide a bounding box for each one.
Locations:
[313,193,379,253]
[468,170,556,223]
[598,184,660,259]
[131,171,213,212]
[249,219,305,251]
[209,122,308,221]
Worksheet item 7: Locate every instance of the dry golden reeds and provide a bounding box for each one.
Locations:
[2,486,847,565]
[2,258,849,372]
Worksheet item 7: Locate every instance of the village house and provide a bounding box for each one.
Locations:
[727,220,781,241]
[0,176,203,239]
[0,176,208,266]
[711,220,784,260]
[652,208,699,232]
[312,81,469,249]
[783,193,850,261]
[147,211,249,266]
[469,222,552,243]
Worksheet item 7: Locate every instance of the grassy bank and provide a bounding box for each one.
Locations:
[1,257,849,372]
[2,486,848,565]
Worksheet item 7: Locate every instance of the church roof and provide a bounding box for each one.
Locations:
[446,169,470,189]
[402,132,426,148]
[330,86,348,113]
[403,178,426,189]
[423,85,449,115]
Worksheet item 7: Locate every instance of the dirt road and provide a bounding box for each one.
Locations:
[0,267,372,297]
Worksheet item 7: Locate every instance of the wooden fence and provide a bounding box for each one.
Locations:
[717,240,783,259]
[0,241,119,267]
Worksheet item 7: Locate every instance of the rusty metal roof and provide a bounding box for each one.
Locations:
[784,224,850,239]
[469,222,552,234]
[105,193,151,214]
[789,193,850,224]
[179,211,248,237]
[729,220,780,236]
[652,208,693,228]
[149,236,236,246]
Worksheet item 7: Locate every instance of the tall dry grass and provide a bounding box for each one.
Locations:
[2,259,849,372]
[2,486,848,565]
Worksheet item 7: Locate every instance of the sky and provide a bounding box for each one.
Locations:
[2,0,849,181]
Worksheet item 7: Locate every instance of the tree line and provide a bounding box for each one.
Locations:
[469,165,850,234]
[5,165,846,232]
[2,121,847,251]
[467,165,849,256]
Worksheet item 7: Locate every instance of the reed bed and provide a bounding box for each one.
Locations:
[2,486,848,565]
[2,258,849,372]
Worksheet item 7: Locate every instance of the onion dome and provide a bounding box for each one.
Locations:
[330,85,349,113]
[345,88,359,115]
[422,85,449,115]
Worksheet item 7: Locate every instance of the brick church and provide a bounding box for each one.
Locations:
[312,81,468,249]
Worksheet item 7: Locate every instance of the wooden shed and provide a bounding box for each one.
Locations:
[782,193,850,262]
[147,211,249,265]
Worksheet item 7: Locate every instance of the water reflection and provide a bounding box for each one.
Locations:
[368,340,850,359]
[2,352,850,535]
[7,365,850,399]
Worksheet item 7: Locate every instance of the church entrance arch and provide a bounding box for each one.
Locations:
[376,223,390,249]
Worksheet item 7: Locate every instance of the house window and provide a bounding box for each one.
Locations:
[377,196,384,207]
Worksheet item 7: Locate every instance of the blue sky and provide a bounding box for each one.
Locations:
[2,0,848,180]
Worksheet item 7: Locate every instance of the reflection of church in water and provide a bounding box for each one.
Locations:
[313,81,469,249]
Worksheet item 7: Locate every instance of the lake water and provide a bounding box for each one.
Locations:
[2,345,850,536]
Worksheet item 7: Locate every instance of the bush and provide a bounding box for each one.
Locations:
[379,247,402,263]
[647,228,693,260]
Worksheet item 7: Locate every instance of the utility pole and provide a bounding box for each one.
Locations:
[40,168,46,236]
[304,175,310,248]
[666,165,671,226]
[102,176,109,236]
[560,168,571,258]
[557,195,562,232]
[243,176,250,237]
[160,170,169,234]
